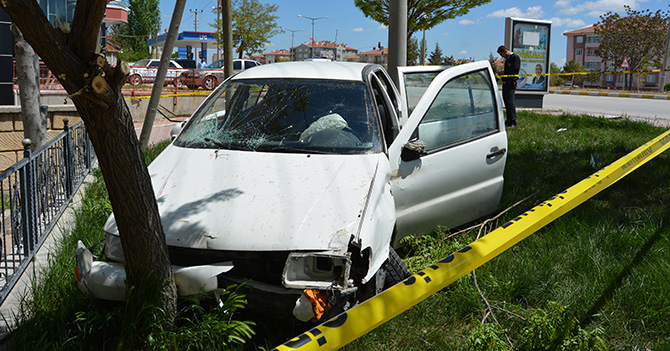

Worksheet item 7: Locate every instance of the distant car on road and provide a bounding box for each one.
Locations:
[181,58,261,90]
[127,59,196,87]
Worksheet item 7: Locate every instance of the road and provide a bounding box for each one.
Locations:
[542,94,670,125]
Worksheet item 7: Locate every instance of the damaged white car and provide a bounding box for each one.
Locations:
[76,61,508,322]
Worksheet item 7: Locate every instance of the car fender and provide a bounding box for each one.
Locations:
[355,155,395,284]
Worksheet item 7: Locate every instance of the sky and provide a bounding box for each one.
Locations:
[159,0,670,66]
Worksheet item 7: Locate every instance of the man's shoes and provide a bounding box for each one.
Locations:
[505,121,517,128]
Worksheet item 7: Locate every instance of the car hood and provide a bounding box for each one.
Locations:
[104,145,383,252]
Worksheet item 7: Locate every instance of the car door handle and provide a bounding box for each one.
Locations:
[486,147,506,159]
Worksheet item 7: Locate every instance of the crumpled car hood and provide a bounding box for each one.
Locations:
[104,145,382,252]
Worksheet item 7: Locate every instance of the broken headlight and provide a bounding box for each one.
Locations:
[283,252,352,290]
[103,233,125,263]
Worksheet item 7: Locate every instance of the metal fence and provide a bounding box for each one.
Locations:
[0,119,95,305]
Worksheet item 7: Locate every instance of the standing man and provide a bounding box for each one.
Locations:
[497,45,520,127]
[198,57,207,69]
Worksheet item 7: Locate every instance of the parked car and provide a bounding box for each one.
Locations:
[76,61,507,322]
[181,58,261,90]
[127,59,196,87]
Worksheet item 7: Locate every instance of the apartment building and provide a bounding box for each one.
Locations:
[290,41,358,61]
[564,25,668,90]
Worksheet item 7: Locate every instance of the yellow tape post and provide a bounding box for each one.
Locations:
[272,128,670,351]
[123,91,212,100]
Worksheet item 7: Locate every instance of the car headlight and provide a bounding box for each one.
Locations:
[283,252,352,289]
[103,233,125,262]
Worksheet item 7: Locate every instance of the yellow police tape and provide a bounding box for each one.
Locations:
[499,68,670,79]
[272,128,670,351]
[123,90,212,100]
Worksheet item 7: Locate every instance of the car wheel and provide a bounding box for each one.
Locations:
[129,74,142,86]
[203,76,217,90]
[173,76,184,88]
[384,247,409,289]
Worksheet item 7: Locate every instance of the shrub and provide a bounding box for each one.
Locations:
[664,82,670,92]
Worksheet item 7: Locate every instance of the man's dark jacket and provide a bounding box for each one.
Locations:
[502,52,521,84]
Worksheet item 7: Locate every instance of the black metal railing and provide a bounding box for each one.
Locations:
[0,119,95,305]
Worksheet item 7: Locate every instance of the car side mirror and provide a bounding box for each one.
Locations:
[401,139,427,162]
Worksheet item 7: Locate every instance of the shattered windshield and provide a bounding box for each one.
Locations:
[174,78,383,154]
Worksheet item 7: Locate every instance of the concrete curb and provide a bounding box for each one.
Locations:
[549,89,670,100]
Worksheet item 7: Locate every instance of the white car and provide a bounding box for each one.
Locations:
[76,61,508,322]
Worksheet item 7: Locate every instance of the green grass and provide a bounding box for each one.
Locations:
[340,111,670,350]
[9,114,670,350]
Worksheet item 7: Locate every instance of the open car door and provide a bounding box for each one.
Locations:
[389,61,507,241]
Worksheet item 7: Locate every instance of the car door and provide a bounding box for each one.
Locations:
[389,61,507,241]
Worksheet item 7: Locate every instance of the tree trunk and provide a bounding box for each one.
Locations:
[10,24,46,150]
[138,0,186,150]
[1,0,177,322]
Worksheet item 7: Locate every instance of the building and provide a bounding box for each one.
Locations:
[344,48,388,66]
[563,25,668,90]
[263,49,291,64]
[290,41,358,61]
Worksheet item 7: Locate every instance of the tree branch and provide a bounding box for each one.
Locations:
[69,0,107,59]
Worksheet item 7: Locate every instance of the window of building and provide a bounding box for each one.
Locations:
[576,36,584,44]
[587,49,598,56]
[575,48,583,56]
[586,35,601,43]
[646,75,656,83]
[585,61,601,69]
[606,74,614,82]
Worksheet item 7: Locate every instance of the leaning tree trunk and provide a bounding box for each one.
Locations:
[1,0,177,321]
[10,24,46,150]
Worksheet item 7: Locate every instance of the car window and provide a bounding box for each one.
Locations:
[149,61,159,67]
[169,62,177,68]
[209,60,224,69]
[134,59,150,67]
[402,72,439,115]
[233,61,242,70]
[244,61,257,69]
[416,69,498,152]
[175,79,382,154]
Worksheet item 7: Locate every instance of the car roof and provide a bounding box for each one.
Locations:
[233,61,372,81]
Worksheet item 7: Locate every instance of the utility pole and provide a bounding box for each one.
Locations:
[388,0,407,86]
[213,5,221,60]
[223,0,233,78]
[283,27,304,60]
[190,9,203,31]
[297,14,328,58]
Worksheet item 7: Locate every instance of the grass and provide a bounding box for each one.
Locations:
[8,112,670,350]
[340,111,670,350]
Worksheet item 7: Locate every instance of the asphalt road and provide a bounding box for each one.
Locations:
[542,94,670,125]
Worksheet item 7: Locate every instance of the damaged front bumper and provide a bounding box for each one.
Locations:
[74,240,234,300]
[74,241,358,322]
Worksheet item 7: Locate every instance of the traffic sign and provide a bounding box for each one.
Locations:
[621,57,629,69]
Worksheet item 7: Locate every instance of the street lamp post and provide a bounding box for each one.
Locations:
[297,14,328,58]
[282,27,304,61]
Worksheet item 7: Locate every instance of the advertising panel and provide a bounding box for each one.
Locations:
[505,18,552,93]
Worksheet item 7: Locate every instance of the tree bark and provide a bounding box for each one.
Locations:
[139,0,186,150]
[1,0,177,321]
[10,24,46,150]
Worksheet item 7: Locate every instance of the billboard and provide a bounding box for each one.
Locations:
[505,18,552,93]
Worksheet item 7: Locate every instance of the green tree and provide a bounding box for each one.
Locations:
[212,0,282,58]
[407,36,420,65]
[585,68,602,87]
[354,0,491,40]
[562,60,584,87]
[428,42,444,65]
[594,5,670,90]
[550,62,564,87]
[443,54,457,65]
[111,0,161,62]
[1,0,178,336]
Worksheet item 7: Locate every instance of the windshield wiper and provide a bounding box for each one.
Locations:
[254,144,330,154]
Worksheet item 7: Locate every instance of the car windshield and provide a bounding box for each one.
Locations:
[174,78,383,154]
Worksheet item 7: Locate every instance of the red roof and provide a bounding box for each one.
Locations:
[358,48,389,56]
[563,25,595,35]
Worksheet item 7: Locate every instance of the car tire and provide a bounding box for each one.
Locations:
[173,76,184,88]
[384,247,409,288]
[129,74,142,86]
[203,76,217,90]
